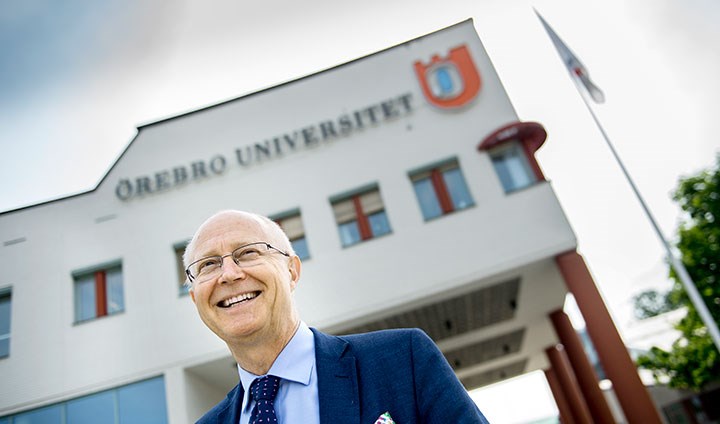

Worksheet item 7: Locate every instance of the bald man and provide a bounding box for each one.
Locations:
[184,210,489,424]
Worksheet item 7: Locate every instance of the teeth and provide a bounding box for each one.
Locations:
[222,292,258,307]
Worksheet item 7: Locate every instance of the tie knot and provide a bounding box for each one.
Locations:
[250,375,281,402]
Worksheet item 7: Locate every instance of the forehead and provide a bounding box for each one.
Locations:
[193,213,273,256]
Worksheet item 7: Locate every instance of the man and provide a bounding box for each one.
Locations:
[185,210,490,423]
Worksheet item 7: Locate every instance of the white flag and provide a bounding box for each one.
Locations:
[535,10,605,103]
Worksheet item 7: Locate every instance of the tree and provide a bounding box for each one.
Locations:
[635,154,720,391]
[632,289,680,320]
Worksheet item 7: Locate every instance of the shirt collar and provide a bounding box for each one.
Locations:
[238,321,315,392]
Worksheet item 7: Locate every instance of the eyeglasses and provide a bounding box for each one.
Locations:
[185,242,290,284]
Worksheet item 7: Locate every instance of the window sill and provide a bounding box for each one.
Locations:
[72,310,125,326]
[340,231,393,249]
[421,203,476,222]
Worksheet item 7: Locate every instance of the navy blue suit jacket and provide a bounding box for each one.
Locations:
[196,328,489,423]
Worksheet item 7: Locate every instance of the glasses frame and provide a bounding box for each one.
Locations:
[185,241,290,283]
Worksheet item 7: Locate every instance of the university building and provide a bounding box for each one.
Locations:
[0,20,660,423]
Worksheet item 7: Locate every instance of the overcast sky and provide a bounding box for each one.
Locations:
[1,0,718,421]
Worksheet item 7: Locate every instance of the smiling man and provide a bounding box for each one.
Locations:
[185,210,489,424]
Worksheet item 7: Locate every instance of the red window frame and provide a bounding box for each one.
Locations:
[351,195,373,240]
[94,270,109,318]
[428,168,455,214]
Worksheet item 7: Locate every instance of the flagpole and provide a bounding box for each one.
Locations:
[534,9,720,352]
[576,93,720,352]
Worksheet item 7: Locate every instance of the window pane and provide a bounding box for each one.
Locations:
[117,378,168,424]
[0,293,10,357]
[291,237,310,260]
[14,404,62,424]
[0,338,8,358]
[442,168,474,210]
[0,294,10,334]
[332,198,356,223]
[359,190,384,215]
[67,390,115,424]
[413,178,442,220]
[0,417,9,424]
[338,221,361,247]
[492,148,533,192]
[368,211,391,237]
[175,244,189,296]
[74,274,96,322]
[106,267,124,315]
[280,215,304,240]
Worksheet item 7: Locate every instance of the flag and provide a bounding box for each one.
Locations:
[535,10,605,103]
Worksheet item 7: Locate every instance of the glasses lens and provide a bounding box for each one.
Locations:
[192,256,222,280]
[232,243,267,266]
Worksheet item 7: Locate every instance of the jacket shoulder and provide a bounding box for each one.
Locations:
[341,327,428,347]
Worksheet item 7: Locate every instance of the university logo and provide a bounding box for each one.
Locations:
[413,44,482,109]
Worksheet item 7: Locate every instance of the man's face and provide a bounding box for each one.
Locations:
[188,212,300,346]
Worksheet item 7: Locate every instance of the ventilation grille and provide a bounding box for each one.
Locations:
[339,278,520,342]
[460,359,528,390]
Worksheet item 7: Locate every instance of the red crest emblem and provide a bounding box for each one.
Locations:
[414,45,482,109]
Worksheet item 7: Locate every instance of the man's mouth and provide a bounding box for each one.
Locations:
[217,291,260,308]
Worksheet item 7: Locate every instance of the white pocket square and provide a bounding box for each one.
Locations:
[374,412,396,424]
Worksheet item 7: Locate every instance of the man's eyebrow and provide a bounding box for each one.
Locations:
[195,240,258,258]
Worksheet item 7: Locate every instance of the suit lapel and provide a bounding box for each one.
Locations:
[312,328,360,424]
[215,384,243,424]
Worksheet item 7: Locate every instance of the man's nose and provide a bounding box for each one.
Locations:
[218,255,246,283]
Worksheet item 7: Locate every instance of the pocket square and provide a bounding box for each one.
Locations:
[374,412,396,424]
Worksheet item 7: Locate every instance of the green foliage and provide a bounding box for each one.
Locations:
[635,154,720,391]
[632,289,680,319]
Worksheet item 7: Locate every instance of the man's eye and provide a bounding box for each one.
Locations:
[198,259,219,271]
[237,248,261,259]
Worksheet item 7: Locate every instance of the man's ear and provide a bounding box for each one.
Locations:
[288,255,302,291]
[189,287,196,303]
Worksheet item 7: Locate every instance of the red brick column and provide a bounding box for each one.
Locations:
[544,367,576,424]
[549,309,616,424]
[555,250,662,423]
[545,344,593,424]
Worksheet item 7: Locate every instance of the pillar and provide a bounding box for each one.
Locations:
[556,250,662,423]
[549,309,616,424]
[544,367,576,424]
[545,344,593,424]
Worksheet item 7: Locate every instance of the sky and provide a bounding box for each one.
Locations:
[1,0,718,421]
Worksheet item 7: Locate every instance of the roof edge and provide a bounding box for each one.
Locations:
[0,18,475,216]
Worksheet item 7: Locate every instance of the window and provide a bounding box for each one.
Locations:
[13,404,62,423]
[0,376,168,424]
[67,391,115,423]
[273,211,310,260]
[73,263,124,323]
[174,241,190,295]
[117,375,168,423]
[410,159,474,220]
[489,143,536,193]
[331,186,391,247]
[0,289,10,358]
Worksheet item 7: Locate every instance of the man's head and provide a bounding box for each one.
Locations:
[184,210,302,349]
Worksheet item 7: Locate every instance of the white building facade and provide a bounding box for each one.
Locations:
[2,20,652,424]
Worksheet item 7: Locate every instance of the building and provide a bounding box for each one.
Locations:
[0,20,658,423]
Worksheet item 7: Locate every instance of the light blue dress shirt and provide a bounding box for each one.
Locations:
[238,322,320,424]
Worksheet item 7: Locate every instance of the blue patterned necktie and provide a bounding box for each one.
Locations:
[250,375,281,424]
